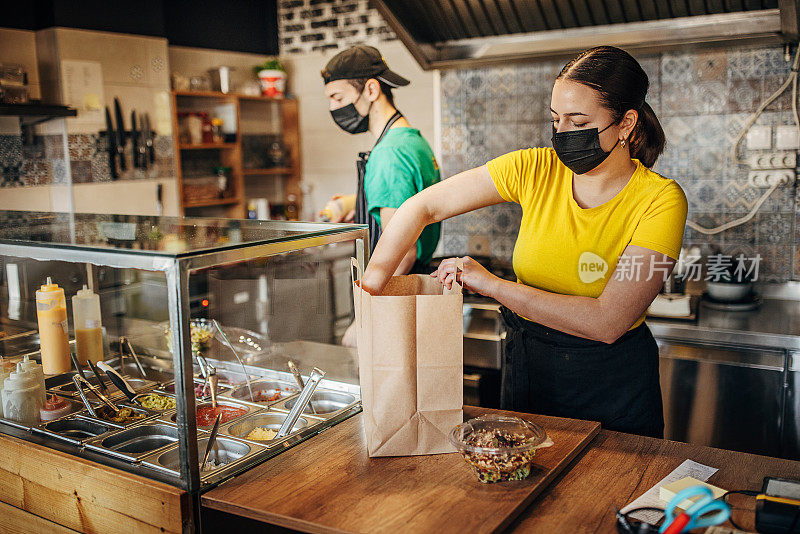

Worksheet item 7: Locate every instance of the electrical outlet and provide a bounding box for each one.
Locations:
[748,169,795,187]
[746,125,772,150]
[747,151,797,169]
[776,125,800,151]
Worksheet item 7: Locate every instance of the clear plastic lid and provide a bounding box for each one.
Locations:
[448,414,553,455]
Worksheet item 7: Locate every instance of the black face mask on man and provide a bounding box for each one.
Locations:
[551,121,619,175]
[330,92,371,134]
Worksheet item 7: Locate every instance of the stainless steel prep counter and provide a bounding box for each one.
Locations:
[649,297,800,350]
[646,284,800,460]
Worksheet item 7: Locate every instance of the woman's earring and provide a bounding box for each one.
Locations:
[620,138,626,148]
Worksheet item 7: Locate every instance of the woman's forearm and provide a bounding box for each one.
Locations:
[362,197,432,292]
[490,279,626,344]
[363,165,505,294]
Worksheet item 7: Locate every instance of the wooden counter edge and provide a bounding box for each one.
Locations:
[0,431,192,534]
[204,504,354,534]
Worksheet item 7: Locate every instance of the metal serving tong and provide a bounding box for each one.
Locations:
[118,336,147,378]
[70,353,115,415]
[72,374,120,415]
[212,319,254,403]
[72,375,97,417]
[202,414,223,469]
[97,361,151,406]
[287,360,317,415]
[195,353,218,405]
[86,358,109,393]
[276,367,325,439]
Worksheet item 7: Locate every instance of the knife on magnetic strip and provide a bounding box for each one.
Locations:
[144,113,155,165]
[130,109,139,169]
[113,98,126,172]
[104,106,118,180]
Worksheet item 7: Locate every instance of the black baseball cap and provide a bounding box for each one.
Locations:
[321,45,410,88]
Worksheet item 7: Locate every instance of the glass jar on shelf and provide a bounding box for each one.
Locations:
[267,137,286,168]
[285,194,299,221]
[214,166,231,198]
[211,118,224,143]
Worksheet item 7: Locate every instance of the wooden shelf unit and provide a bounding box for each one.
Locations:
[242,167,292,175]
[179,142,237,150]
[171,90,303,218]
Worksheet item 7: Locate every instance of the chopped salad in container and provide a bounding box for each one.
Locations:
[449,414,553,484]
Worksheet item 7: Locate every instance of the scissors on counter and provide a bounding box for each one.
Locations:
[659,485,731,534]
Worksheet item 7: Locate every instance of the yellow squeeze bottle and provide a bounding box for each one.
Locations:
[35,277,71,375]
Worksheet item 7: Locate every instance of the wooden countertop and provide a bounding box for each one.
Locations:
[202,406,599,533]
[512,428,800,532]
[202,406,800,533]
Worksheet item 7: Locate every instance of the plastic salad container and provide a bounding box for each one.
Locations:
[449,414,553,483]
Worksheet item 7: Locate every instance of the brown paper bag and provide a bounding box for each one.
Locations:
[351,258,463,457]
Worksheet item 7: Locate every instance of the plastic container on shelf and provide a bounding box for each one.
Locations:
[35,277,71,375]
[72,285,104,364]
[1,363,43,425]
[448,414,554,483]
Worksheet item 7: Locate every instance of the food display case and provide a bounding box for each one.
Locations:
[0,210,367,495]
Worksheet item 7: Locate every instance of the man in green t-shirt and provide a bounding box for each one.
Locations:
[321,45,440,274]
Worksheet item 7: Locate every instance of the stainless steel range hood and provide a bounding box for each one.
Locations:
[372,0,799,70]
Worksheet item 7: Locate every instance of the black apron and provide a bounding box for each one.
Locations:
[500,307,664,438]
[355,111,431,275]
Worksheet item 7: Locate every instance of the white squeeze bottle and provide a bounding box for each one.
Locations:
[72,285,104,364]
[36,277,71,374]
[2,363,43,425]
[19,354,45,405]
[0,361,11,418]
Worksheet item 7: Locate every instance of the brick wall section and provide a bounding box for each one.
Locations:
[279,0,396,55]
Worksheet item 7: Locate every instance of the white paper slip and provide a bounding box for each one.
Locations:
[620,459,719,524]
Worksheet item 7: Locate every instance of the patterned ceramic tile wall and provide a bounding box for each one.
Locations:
[0,132,175,187]
[0,134,65,187]
[439,45,800,282]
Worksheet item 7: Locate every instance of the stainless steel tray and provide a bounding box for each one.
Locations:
[221,410,325,447]
[163,399,255,430]
[220,379,299,406]
[48,375,157,401]
[141,434,266,484]
[157,379,233,401]
[130,391,177,413]
[75,403,158,429]
[270,389,360,419]
[33,415,117,446]
[84,421,194,462]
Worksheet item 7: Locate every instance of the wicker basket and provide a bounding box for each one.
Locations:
[183,183,222,203]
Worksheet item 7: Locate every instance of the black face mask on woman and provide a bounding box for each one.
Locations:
[551,121,619,175]
[330,93,371,134]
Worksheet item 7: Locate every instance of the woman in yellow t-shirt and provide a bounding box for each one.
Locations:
[361,46,688,438]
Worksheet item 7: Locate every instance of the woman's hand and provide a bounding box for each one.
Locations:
[432,256,501,297]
